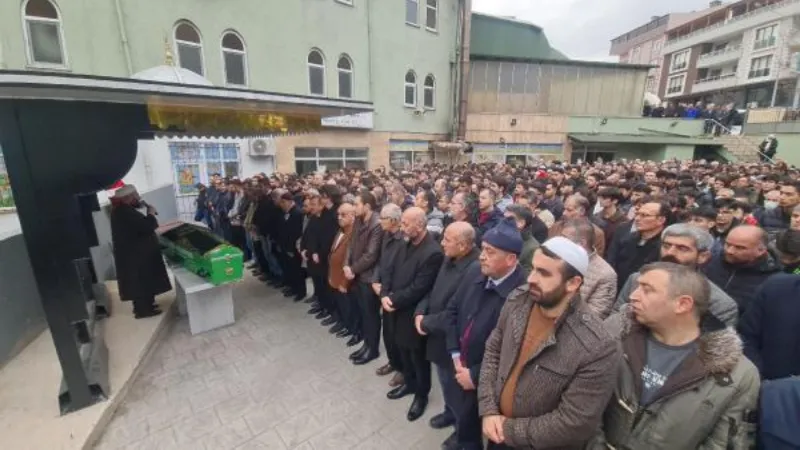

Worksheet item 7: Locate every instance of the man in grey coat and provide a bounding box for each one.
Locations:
[613,223,739,327]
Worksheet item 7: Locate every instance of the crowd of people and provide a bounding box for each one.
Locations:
[195,158,800,449]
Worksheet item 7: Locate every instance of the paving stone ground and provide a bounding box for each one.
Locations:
[94,274,451,450]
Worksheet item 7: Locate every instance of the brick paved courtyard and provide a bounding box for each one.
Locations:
[94,275,450,450]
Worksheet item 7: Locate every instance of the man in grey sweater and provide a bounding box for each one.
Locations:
[612,223,738,327]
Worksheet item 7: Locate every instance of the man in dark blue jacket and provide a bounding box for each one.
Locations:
[739,273,800,381]
[445,217,527,450]
[414,222,480,443]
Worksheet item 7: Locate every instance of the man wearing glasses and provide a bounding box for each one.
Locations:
[607,201,670,292]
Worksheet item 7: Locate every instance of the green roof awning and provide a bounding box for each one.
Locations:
[568,133,722,146]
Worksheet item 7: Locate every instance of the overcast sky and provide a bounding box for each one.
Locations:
[471,0,714,61]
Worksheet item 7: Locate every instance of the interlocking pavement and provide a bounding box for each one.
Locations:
[94,275,451,449]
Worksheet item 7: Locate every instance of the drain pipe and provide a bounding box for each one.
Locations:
[450,1,464,139]
[113,0,134,75]
[456,0,472,141]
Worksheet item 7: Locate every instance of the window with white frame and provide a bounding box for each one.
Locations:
[389,150,434,170]
[406,0,419,26]
[749,55,773,78]
[169,142,240,195]
[23,0,66,67]
[174,22,204,76]
[667,74,685,94]
[754,24,777,50]
[423,74,435,109]
[221,31,247,86]
[294,148,367,174]
[425,0,438,31]
[308,49,326,96]
[337,55,353,99]
[404,70,417,107]
[670,50,689,72]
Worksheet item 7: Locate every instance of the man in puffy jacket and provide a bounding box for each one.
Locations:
[594,262,760,450]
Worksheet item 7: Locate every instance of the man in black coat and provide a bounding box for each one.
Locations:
[110,185,171,318]
[414,221,480,441]
[315,185,343,327]
[606,201,669,292]
[301,191,326,311]
[445,217,526,450]
[277,192,306,301]
[381,207,444,422]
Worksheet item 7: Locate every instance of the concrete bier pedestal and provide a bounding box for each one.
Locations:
[172,265,236,335]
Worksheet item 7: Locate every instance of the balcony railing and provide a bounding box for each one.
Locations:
[666,0,800,46]
[698,45,743,60]
[748,68,771,78]
[694,73,737,84]
[753,36,778,50]
[670,62,688,72]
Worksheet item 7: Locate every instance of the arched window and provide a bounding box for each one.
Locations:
[423,74,435,109]
[221,31,247,86]
[308,49,326,96]
[23,0,66,66]
[404,71,417,107]
[337,55,353,99]
[426,0,438,30]
[174,22,204,76]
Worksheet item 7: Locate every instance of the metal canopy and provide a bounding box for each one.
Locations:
[0,71,373,119]
[568,133,723,147]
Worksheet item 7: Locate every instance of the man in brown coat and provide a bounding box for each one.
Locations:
[328,203,355,338]
[478,237,620,449]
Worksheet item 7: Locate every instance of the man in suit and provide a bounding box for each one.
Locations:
[381,207,444,421]
[277,192,306,301]
[446,218,527,450]
[347,192,384,362]
[414,221,481,440]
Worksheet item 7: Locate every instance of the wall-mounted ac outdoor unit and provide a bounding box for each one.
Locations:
[248,138,276,157]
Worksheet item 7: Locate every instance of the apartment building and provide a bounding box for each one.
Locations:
[660,0,800,108]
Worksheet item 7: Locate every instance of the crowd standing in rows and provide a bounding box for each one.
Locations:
[195,158,800,449]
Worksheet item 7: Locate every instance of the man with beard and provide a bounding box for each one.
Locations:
[444,218,526,450]
[478,237,619,449]
[381,207,444,421]
[110,185,171,318]
[613,224,738,327]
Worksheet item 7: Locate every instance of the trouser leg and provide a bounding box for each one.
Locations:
[383,313,403,372]
[456,390,483,449]
[357,282,381,353]
[132,296,155,315]
[399,348,417,391]
[436,363,458,421]
[400,345,430,397]
[253,238,268,272]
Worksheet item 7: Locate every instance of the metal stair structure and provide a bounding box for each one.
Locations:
[708,120,774,163]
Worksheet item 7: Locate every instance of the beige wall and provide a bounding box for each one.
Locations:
[272,130,447,173]
[469,60,648,117]
[465,114,567,144]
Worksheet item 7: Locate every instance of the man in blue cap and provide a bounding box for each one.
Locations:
[444,217,527,450]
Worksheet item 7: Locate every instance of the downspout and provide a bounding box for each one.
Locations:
[366,0,374,108]
[456,0,472,141]
[113,0,134,75]
[450,0,464,139]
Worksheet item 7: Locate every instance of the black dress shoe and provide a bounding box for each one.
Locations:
[308,306,323,315]
[315,311,329,320]
[304,296,317,304]
[407,396,428,422]
[386,384,413,400]
[429,412,456,429]
[335,328,351,338]
[329,323,345,334]
[346,334,363,347]
[349,345,368,360]
[293,293,306,302]
[441,431,458,450]
[321,316,336,326]
[134,309,163,319]
[352,351,379,366]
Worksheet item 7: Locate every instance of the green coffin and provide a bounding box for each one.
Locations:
[157,221,243,286]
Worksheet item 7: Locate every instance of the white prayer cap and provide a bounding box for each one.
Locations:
[541,236,589,277]
[112,184,138,199]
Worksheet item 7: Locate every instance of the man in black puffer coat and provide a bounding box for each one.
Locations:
[703,225,782,316]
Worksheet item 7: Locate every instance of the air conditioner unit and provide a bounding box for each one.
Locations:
[248,138,275,157]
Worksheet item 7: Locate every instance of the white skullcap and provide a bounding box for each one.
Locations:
[542,236,589,277]
[112,184,138,199]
